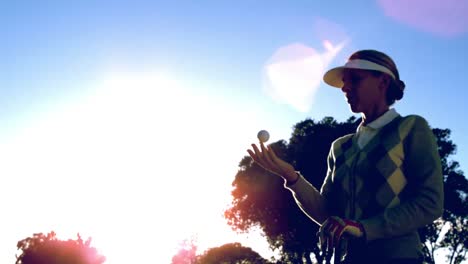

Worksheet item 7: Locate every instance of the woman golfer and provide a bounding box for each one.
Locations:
[248,49,444,264]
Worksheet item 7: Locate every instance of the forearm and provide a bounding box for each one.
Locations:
[361,188,443,241]
[284,173,330,225]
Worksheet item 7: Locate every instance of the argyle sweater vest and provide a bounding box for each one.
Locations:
[319,114,443,259]
[323,115,411,220]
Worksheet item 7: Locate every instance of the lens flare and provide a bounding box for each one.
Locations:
[378,0,468,37]
[263,40,346,112]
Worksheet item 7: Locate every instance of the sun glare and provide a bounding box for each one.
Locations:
[1,70,277,263]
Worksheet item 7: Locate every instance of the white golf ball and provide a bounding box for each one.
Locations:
[257,130,270,143]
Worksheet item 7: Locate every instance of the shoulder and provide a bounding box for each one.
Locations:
[398,115,433,139]
[401,114,429,125]
[400,114,431,129]
[331,133,354,150]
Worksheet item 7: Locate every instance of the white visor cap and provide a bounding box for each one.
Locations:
[323,59,396,88]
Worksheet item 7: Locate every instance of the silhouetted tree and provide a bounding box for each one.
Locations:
[420,218,445,264]
[440,216,468,264]
[196,242,267,264]
[420,128,468,264]
[16,231,106,264]
[225,116,468,263]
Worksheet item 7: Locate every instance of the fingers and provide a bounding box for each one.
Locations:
[319,218,331,249]
[248,144,263,164]
[319,219,333,254]
[326,221,338,249]
[247,142,296,180]
[260,142,277,168]
[251,143,262,157]
[247,149,259,163]
[333,226,346,247]
[320,217,346,250]
[247,143,276,171]
[329,216,343,246]
[265,143,280,162]
[247,143,271,172]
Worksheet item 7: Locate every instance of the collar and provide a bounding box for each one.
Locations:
[358,108,399,132]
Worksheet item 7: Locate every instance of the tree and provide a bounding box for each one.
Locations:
[225,116,468,263]
[420,218,445,264]
[196,242,268,264]
[225,116,359,263]
[440,216,468,264]
[16,231,106,264]
[420,128,468,264]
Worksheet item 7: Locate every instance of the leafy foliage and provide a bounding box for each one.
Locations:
[16,231,106,264]
[440,216,468,264]
[420,128,468,264]
[196,243,267,264]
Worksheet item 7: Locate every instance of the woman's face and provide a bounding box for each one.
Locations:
[341,69,387,114]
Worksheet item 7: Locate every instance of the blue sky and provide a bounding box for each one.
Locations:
[1,0,467,263]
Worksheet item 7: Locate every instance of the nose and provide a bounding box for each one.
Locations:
[341,82,351,93]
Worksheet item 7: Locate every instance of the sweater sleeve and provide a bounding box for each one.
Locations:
[283,148,334,225]
[361,116,444,241]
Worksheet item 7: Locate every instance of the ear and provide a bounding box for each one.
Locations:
[378,74,392,92]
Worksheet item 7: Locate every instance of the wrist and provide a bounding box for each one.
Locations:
[285,172,300,185]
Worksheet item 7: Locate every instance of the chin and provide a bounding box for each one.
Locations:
[348,105,361,113]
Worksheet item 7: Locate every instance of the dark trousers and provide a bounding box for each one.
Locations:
[343,258,421,264]
[386,259,422,264]
[342,241,422,264]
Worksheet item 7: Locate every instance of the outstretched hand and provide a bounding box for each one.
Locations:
[247,142,298,182]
